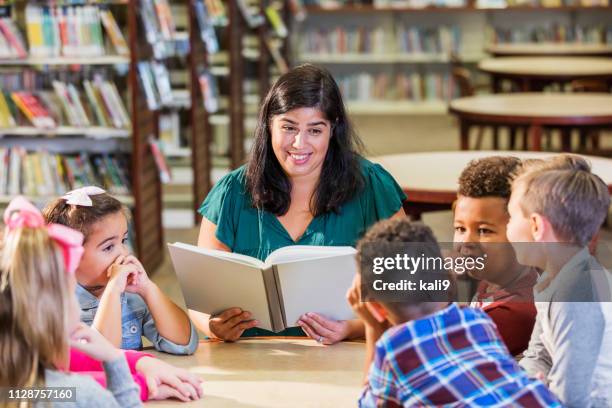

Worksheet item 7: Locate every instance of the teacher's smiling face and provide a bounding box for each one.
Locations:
[270,107,332,180]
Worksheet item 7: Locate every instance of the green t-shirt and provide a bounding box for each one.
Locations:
[198,158,406,337]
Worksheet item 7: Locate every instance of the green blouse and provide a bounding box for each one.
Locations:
[198,158,406,337]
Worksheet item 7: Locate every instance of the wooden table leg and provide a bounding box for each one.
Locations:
[460,119,470,150]
[529,124,543,151]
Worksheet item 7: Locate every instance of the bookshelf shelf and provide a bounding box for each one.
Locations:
[0,0,164,271]
[304,5,612,13]
[0,126,131,139]
[346,100,448,114]
[0,55,130,66]
[300,53,484,64]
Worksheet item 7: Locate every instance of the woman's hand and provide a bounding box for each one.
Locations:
[135,356,203,401]
[297,313,353,345]
[69,323,123,363]
[209,307,259,342]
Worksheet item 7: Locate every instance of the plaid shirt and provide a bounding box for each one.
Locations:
[359,303,560,407]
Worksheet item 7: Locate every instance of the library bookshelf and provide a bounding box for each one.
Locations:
[0,0,164,272]
[182,0,291,223]
[294,1,612,115]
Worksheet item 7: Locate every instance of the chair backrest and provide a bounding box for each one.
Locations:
[451,67,475,97]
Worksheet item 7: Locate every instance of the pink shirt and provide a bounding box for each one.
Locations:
[67,347,152,401]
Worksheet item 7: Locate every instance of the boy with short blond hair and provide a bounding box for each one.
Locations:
[348,218,560,407]
[507,154,612,407]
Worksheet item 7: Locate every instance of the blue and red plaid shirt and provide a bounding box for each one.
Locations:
[359,303,560,407]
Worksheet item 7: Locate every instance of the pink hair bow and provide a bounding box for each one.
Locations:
[4,196,85,274]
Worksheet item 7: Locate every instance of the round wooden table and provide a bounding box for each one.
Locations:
[145,338,364,407]
[448,93,612,151]
[485,43,612,58]
[371,151,612,219]
[478,57,612,92]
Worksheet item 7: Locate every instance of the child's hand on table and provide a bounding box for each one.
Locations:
[70,323,123,363]
[135,356,203,402]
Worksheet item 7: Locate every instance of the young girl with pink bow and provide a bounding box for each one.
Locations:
[0,197,203,404]
[43,187,198,356]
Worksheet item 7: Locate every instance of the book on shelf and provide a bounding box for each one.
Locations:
[0,91,15,127]
[0,77,129,130]
[0,16,27,59]
[203,0,228,26]
[302,26,388,54]
[487,24,610,44]
[11,91,56,129]
[153,0,176,42]
[397,25,460,55]
[137,61,161,111]
[149,137,172,184]
[197,67,219,113]
[140,0,172,59]
[265,6,288,38]
[194,0,220,54]
[337,71,457,103]
[25,4,108,58]
[137,61,176,110]
[236,0,266,28]
[0,148,130,197]
[168,243,356,333]
[159,112,181,149]
[151,61,174,106]
[265,38,289,74]
[99,8,129,56]
[52,81,91,128]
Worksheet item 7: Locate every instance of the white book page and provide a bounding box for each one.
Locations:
[167,243,273,331]
[274,252,357,327]
[264,245,356,268]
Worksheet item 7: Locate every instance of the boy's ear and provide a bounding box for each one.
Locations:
[530,213,546,242]
[366,301,388,323]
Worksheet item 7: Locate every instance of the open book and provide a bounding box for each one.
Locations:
[168,243,357,333]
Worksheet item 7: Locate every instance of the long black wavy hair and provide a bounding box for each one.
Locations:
[245,64,365,217]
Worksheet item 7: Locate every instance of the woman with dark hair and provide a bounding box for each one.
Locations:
[190,64,406,342]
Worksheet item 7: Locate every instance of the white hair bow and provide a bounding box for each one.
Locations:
[61,186,106,207]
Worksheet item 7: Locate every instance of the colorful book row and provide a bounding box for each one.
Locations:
[0,148,130,197]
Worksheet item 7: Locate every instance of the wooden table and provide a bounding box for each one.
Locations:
[485,43,612,58]
[145,338,364,407]
[478,57,612,92]
[372,151,612,219]
[448,93,612,151]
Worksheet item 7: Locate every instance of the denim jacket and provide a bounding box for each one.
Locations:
[76,284,198,355]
